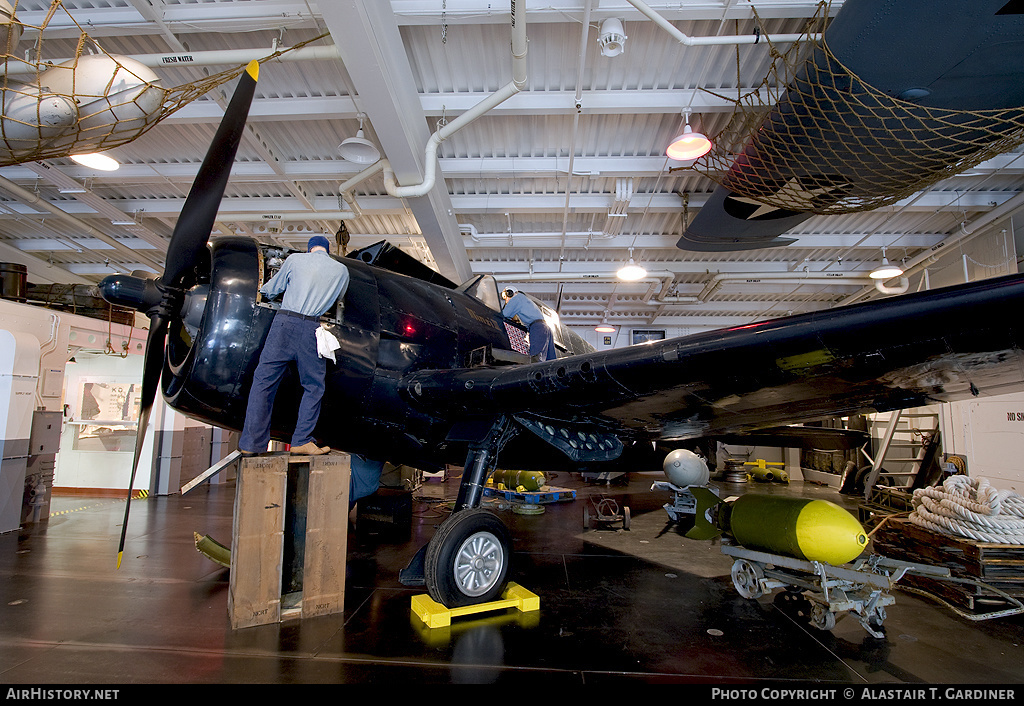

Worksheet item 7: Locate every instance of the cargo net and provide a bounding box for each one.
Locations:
[692,3,1024,215]
[0,0,327,167]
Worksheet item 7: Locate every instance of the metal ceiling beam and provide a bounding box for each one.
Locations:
[161,88,764,124]
[319,0,471,282]
[388,0,837,23]
[0,190,1015,220]
[9,152,1019,186]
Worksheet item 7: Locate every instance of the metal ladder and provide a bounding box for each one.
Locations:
[861,410,941,500]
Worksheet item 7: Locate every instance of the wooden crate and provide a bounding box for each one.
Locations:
[873,517,1024,610]
[300,454,350,620]
[228,454,350,629]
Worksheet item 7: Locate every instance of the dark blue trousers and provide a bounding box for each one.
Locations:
[239,313,326,452]
[528,319,557,361]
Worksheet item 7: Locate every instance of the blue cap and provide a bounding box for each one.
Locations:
[307,235,331,252]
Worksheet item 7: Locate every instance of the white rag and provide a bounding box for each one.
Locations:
[315,325,342,362]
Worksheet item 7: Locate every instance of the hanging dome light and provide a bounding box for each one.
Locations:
[666,110,712,161]
[870,247,905,279]
[595,319,616,333]
[617,257,647,281]
[70,153,120,171]
[338,114,380,165]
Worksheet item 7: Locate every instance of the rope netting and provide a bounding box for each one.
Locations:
[691,2,1024,215]
[0,0,327,167]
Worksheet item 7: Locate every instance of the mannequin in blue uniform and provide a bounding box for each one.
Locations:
[239,235,349,456]
[500,286,557,362]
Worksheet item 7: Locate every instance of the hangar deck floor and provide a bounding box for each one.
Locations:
[2,468,1024,687]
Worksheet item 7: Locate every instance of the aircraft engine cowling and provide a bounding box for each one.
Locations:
[161,236,269,427]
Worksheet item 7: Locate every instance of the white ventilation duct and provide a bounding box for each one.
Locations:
[382,1,528,198]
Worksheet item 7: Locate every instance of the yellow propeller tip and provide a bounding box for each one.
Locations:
[246,60,259,81]
[116,551,123,570]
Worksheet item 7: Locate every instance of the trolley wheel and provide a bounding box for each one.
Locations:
[730,559,765,599]
[810,603,837,631]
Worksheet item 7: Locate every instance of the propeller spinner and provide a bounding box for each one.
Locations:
[98,60,259,568]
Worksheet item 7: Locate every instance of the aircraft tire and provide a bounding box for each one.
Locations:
[425,508,512,608]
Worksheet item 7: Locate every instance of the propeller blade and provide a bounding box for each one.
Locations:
[116,313,169,568]
[162,60,260,288]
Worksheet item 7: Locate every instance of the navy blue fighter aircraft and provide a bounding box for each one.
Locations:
[99,31,1024,609]
[678,0,1024,251]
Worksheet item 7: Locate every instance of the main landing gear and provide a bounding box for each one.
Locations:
[401,416,517,608]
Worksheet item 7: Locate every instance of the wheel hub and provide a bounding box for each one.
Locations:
[454,530,504,597]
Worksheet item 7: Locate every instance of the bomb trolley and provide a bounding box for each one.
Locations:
[721,543,951,638]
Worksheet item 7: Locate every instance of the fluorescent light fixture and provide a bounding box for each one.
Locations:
[617,258,647,281]
[70,153,120,171]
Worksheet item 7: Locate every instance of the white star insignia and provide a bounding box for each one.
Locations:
[730,177,843,219]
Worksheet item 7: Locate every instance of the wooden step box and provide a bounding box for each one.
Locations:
[228,453,350,630]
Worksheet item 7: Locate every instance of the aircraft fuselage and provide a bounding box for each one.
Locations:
[161,236,594,472]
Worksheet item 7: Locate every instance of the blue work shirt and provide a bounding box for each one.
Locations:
[502,292,545,325]
[261,249,350,317]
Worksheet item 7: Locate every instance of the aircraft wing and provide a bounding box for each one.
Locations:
[403,273,1024,445]
[679,0,1024,251]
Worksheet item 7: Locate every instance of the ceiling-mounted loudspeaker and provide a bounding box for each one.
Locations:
[598,18,627,57]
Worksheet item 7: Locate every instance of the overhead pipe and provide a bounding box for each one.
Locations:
[625,0,821,46]
[382,1,528,199]
[900,189,1024,275]
[698,270,878,302]
[557,0,593,268]
[2,43,341,77]
[334,160,387,219]
[839,189,1024,305]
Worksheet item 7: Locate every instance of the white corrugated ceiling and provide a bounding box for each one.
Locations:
[0,0,1021,336]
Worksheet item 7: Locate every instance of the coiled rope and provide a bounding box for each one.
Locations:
[909,476,1024,544]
